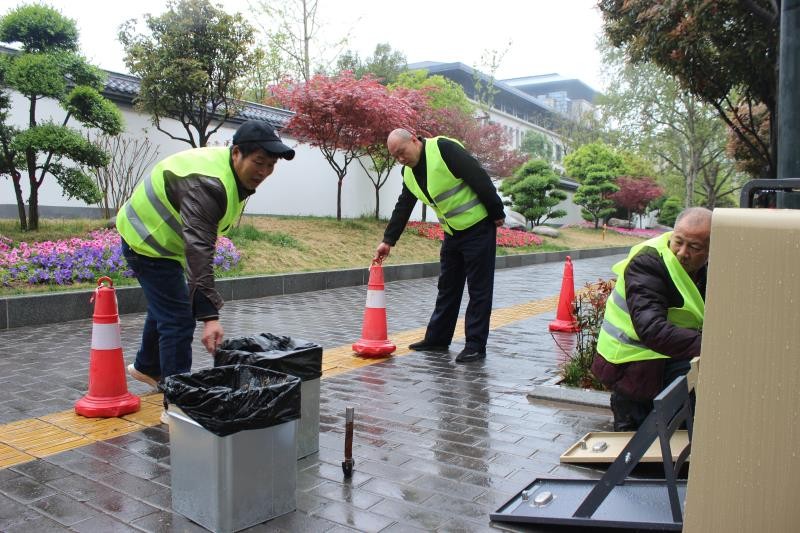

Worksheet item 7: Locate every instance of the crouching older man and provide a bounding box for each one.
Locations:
[591,207,712,431]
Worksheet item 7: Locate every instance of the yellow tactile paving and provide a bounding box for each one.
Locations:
[0,443,35,467]
[0,393,165,469]
[1,294,559,469]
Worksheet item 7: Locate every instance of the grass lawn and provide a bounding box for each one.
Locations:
[0,215,645,296]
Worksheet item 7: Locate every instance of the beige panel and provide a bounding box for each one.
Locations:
[684,208,800,533]
[561,430,689,463]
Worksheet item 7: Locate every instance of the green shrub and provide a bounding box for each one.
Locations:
[559,278,615,390]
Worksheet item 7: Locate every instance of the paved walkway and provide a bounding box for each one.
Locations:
[0,254,624,532]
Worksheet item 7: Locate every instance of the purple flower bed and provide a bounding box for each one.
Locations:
[0,230,241,288]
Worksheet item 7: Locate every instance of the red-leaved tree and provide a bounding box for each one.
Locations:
[611,176,664,227]
[356,86,430,219]
[431,108,528,177]
[271,72,416,220]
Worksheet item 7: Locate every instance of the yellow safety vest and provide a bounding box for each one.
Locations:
[596,232,704,364]
[116,147,244,264]
[403,136,488,235]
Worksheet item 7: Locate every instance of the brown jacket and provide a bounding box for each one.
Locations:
[163,162,253,320]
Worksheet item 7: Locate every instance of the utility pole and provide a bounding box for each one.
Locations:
[778,0,800,206]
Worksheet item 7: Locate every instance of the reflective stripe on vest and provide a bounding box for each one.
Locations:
[596,231,704,364]
[117,147,243,263]
[402,136,488,235]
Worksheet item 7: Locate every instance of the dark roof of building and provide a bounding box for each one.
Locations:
[102,70,293,128]
[558,177,580,191]
[407,61,560,117]
[501,73,599,103]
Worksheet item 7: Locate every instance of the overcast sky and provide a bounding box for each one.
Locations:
[0,0,606,91]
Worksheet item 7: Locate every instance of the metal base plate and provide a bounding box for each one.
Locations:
[491,478,685,531]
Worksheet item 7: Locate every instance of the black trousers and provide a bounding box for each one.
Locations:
[424,220,497,351]
[610,358,693,431]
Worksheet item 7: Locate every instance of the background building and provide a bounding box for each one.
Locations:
[1,54,597,226]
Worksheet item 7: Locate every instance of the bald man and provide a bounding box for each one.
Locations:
[592,207,712,430]
[374,129,505,363]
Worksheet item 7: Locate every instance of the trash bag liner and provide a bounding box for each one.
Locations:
[163,364,300,437]
[215,333,322,381]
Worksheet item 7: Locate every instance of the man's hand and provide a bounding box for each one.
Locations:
[374,242,392,264]
[494,218,505,227]
[201,319,224,354]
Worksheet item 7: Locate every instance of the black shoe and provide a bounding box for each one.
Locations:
[455,348,486,363]
[408,339,450,352]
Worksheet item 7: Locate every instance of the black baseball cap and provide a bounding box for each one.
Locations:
[232,120,295,160]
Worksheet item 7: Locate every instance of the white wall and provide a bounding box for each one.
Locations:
[2,90,572,225]
[2,92,424,221]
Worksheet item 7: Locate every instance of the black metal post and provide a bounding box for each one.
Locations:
[778,0,800,207]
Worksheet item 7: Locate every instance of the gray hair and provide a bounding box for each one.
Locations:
[387,128,414,143]
[674,207,712,229]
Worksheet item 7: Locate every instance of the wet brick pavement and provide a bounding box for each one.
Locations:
[0,254,626,532]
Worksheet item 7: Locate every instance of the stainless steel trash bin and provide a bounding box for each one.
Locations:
[298,378,320,459]
[169,406,297,533]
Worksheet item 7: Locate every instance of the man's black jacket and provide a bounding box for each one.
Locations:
[591,245,707,400]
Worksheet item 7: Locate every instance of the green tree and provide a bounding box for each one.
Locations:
[548,109,605,156]
[573,165,619,229]
[598,0,779,178]
[499,159,567,226]
[472,43,510,117]
[335,43,407,85]
[657,196,682,227]
[519,130,554,162]
[0,4,123,231]
[239,43,292,103]
[563,142,626,182]
[119,0,257,147]
[390,70,475,116]
[252,0,348,82]
[598,39,743,208]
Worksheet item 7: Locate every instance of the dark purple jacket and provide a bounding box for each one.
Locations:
[591,246,707,400]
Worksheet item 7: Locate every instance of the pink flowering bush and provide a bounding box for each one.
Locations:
[571,222,664,239]
[407,221,543,248]
[607,226,663,238]
[0,230,241,287]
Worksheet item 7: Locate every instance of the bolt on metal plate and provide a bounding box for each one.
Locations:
[533,491,554,507]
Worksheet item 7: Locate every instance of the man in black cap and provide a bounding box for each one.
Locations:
[117,120,294,423]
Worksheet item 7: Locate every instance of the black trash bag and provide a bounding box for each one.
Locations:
[215,333,322,382]
[163,364,301,437]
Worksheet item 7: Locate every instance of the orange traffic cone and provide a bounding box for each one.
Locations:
[549,256,580,333]
[75,277,140,417]
[352,262,396,357]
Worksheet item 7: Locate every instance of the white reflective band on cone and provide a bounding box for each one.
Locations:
[91,322,122,350]
[365,289,386,309]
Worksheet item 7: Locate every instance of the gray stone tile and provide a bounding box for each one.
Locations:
[307,481,384,510]
[0,253,626,529]
[0,474,56,504]
[10,460,73,484]
[30,493,99,526]
[85,489,159,522]
[130,510,210,532]
[3,513,72,532]
[0,492,40,529]
[311,501,395,533]
[368,498,450,530]
[71,514,141,533]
